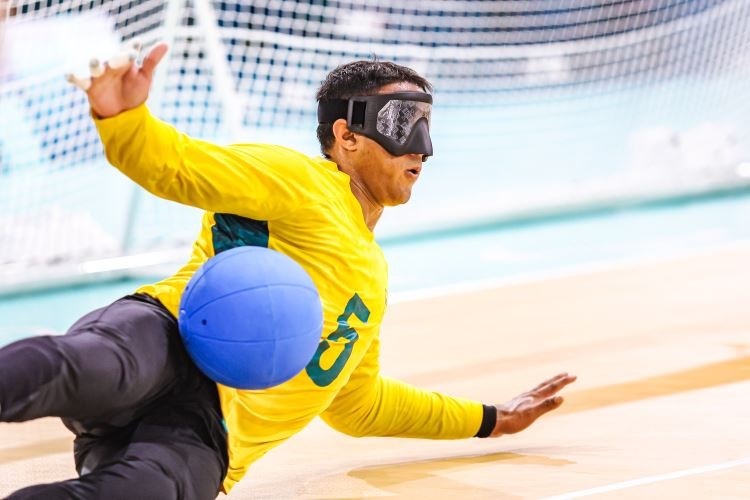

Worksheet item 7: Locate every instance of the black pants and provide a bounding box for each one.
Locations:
[0,294,228,500]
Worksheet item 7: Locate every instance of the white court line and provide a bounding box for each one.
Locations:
[542,456,750,499]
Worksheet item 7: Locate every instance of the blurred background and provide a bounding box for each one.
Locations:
[2,0,750,339]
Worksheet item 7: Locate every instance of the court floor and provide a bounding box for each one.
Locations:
[1,243,748,498]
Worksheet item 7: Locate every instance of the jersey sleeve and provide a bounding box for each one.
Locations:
[94,104,316,219]
[320,335,484,439]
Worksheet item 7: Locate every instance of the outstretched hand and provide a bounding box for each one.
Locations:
[490,372,576,437]
[66,40,169,119]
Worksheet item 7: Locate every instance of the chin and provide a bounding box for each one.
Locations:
[385,192,412,206]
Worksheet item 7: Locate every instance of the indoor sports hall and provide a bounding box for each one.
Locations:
[1,1,749,498]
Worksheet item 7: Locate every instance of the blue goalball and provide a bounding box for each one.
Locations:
[178,246,323,390]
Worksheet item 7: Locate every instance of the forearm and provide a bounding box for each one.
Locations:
[95,104,185,199]
[323,375,494,439]
[95,104,300,216]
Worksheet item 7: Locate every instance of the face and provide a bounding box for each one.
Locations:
[350,82,426,207]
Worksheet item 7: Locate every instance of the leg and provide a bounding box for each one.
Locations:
[6,360,228,500]
[0,295,184,424]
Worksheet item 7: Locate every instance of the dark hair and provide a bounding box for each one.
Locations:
[315,60,432,158]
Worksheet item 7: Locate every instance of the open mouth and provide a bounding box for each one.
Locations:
[406,166,421,177]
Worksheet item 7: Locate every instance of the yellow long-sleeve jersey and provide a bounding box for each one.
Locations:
[95,104,484,492]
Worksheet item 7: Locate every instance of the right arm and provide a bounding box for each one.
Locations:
[95,105,313,218]
[78,42,309,218]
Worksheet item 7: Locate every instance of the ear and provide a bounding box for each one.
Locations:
[332,118,358,153]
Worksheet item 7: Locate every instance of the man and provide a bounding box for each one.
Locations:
[0,42,575,499]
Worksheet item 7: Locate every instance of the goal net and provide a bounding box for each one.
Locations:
[2,0,750,292]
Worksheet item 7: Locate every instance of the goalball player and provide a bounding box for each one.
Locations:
[0,41,575,499]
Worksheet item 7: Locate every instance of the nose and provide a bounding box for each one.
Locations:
[402,118,432,157]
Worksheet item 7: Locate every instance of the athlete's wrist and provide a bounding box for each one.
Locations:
[474,404,497,438]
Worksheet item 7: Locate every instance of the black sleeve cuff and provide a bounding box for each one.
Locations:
[474,404,497,438]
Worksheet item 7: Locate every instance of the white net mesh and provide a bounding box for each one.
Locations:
[1,0,750,291]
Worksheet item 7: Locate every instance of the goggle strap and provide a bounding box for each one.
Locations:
[317,99,348,123]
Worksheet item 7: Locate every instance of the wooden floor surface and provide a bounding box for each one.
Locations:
[2,245,749,498]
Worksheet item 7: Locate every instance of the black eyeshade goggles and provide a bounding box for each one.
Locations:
[317,91,433,158]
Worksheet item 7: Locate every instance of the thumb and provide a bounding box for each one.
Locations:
[140,42,169,80]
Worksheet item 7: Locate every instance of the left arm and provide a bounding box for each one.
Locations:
[321,336,576,439]
[321,336,486,439]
